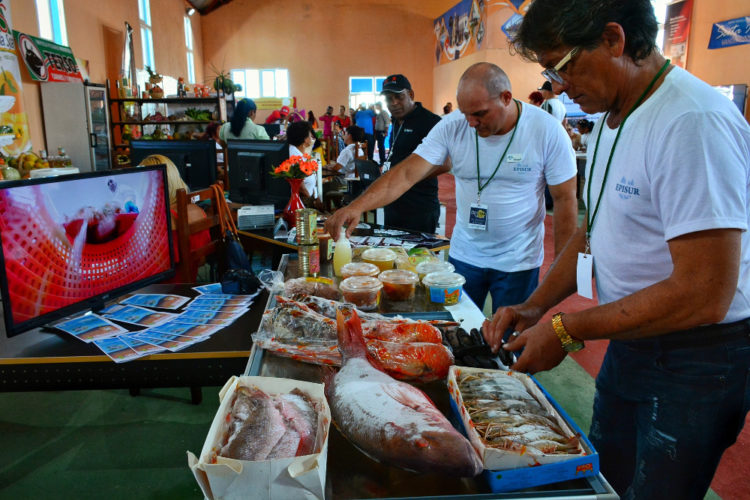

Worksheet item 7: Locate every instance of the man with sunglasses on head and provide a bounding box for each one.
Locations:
[482,1,750,498]
[326,64,577,316]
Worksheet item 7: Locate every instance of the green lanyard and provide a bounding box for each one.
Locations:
[474,99,521,202]
[585,59,671,244]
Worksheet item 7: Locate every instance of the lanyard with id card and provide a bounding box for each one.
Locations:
[577,59,671,299]
[470,99,521,231]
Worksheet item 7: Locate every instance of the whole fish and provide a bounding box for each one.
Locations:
[267,302,336,345]
[366,339,454,382]
[220,386,287,461]
[326,306,483,476]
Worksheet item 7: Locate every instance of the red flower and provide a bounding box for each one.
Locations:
[271,154,319,179]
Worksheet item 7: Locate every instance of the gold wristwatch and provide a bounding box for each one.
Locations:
[551,313,585,352]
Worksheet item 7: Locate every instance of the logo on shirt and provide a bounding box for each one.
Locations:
[404,128,414,133]
[615,177,640,199]
[513,165,531,173]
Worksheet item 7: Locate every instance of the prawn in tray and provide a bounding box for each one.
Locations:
[448,366,588,471]
[253,295,455,382]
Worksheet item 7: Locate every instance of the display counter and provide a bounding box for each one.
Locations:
[241,255,618,499]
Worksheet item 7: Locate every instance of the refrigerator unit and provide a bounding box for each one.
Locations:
[40,82,111,172]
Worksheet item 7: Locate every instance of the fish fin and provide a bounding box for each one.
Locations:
[382,383,430,412]
[336,306,368,360]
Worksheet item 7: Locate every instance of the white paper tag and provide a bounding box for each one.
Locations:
[577,252,594,299]
[468,203,489,230]
[507,153,523,163]
[382,161,391,172]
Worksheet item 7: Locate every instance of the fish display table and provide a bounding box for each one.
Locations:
[242,256,618,499]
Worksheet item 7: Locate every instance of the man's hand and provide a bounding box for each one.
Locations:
[481,302,545,353]
[325,205,362,238]
[502,321,567,374]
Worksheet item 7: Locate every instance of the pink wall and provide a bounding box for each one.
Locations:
[199,0,438,122]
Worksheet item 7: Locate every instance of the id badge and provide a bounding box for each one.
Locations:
[468,203,489,231]
[382,161,391,172]
[577,252,594,299]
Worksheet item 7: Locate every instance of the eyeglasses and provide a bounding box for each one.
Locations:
[541,47,580,84]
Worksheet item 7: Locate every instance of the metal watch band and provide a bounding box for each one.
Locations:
[551,312,585,352]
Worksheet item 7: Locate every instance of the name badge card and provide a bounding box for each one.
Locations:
[468,203,489,231]
[382,161,391,172]
[577,253,594,299]
[507,153,523,163]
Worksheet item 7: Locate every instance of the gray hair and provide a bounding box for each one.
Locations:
[512,0,658,63]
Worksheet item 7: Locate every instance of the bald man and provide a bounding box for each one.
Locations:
[326,63,577,320]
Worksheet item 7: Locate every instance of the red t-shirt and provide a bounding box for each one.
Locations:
[319,114,335,136]
[334,116,351,129]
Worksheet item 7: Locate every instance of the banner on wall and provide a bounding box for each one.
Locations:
[433,0,487,65]
[662,0,693,68]
[0,1,31,157]
[13,31,82,82]
[708,16,750,50]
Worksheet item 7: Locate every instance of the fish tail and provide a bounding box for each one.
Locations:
[336,306,368,360]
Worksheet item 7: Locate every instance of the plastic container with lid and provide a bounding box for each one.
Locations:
[422,271,466,305]
[340,262,380,280]
[416,260,456,281]
[339,276,383,311]
[378,269,419,301]
[361,247,397,272]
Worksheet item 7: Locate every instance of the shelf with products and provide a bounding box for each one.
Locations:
[109,94,228,150]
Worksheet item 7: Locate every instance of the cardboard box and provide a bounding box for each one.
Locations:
[188,376,331,500]
[447,366,599,492]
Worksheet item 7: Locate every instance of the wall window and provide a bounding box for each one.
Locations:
[231,69,289,98]
[184,16,195,84]
[35,0,68,46]
[349,76,386,110]
[138,0,154,69]
[651,0,670,52]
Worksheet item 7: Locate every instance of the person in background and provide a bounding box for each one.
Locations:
[312,137,327,167]
[484,1,750,498]
[327,64,577,313]
[334,105,351,129]
[307,110,319,130]
[264,105,290,124]
[286,120,318,202]
[355,104,376,160]
[332,120,346,155]
[576,119,594,151]
[539,81,566,122]
[327,125,365,177]
[374,102,391,165]
[565,121,582,150]
[528,90,544,106]
[319,106,336,140]
[138,154,209,282]
[218,98,269,147]
[379,73,442,233]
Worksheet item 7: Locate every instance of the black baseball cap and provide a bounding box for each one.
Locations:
[381,74,412,94]
[538,81,553,91]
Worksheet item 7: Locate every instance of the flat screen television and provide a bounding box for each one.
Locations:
[130,140,217,191]
[226,139,290,209]
[0,165,175,337]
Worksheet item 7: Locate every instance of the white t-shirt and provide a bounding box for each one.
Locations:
[542,98,566,122]
[289,145,318,199]
[585,66,750,323]
[414,102,576,272]
[336,144,357,176]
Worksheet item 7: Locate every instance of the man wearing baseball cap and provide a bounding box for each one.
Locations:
[265,105,291,124]
[376,73,442,233]
[538,81,566,123]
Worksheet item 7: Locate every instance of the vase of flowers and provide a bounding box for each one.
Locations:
[271,154,319,228]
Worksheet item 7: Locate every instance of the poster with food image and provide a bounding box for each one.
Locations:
[0,1,31,157]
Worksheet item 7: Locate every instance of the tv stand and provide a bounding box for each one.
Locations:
[0,284,266,398]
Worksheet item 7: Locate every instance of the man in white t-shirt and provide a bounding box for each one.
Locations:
[539,81,566,122]
[326,63,578,317]
[484,1,750,498]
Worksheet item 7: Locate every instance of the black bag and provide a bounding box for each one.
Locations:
[221,268,262,295]
[212,185,259,294]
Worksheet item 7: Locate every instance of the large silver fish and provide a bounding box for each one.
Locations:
[326,306,483,476]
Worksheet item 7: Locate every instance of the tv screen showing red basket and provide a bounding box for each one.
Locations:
[0,165,174,337]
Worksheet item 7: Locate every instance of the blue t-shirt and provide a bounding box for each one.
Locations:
[355,109,375,134]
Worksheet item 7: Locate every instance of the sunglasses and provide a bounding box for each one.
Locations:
[541,47,580,84]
